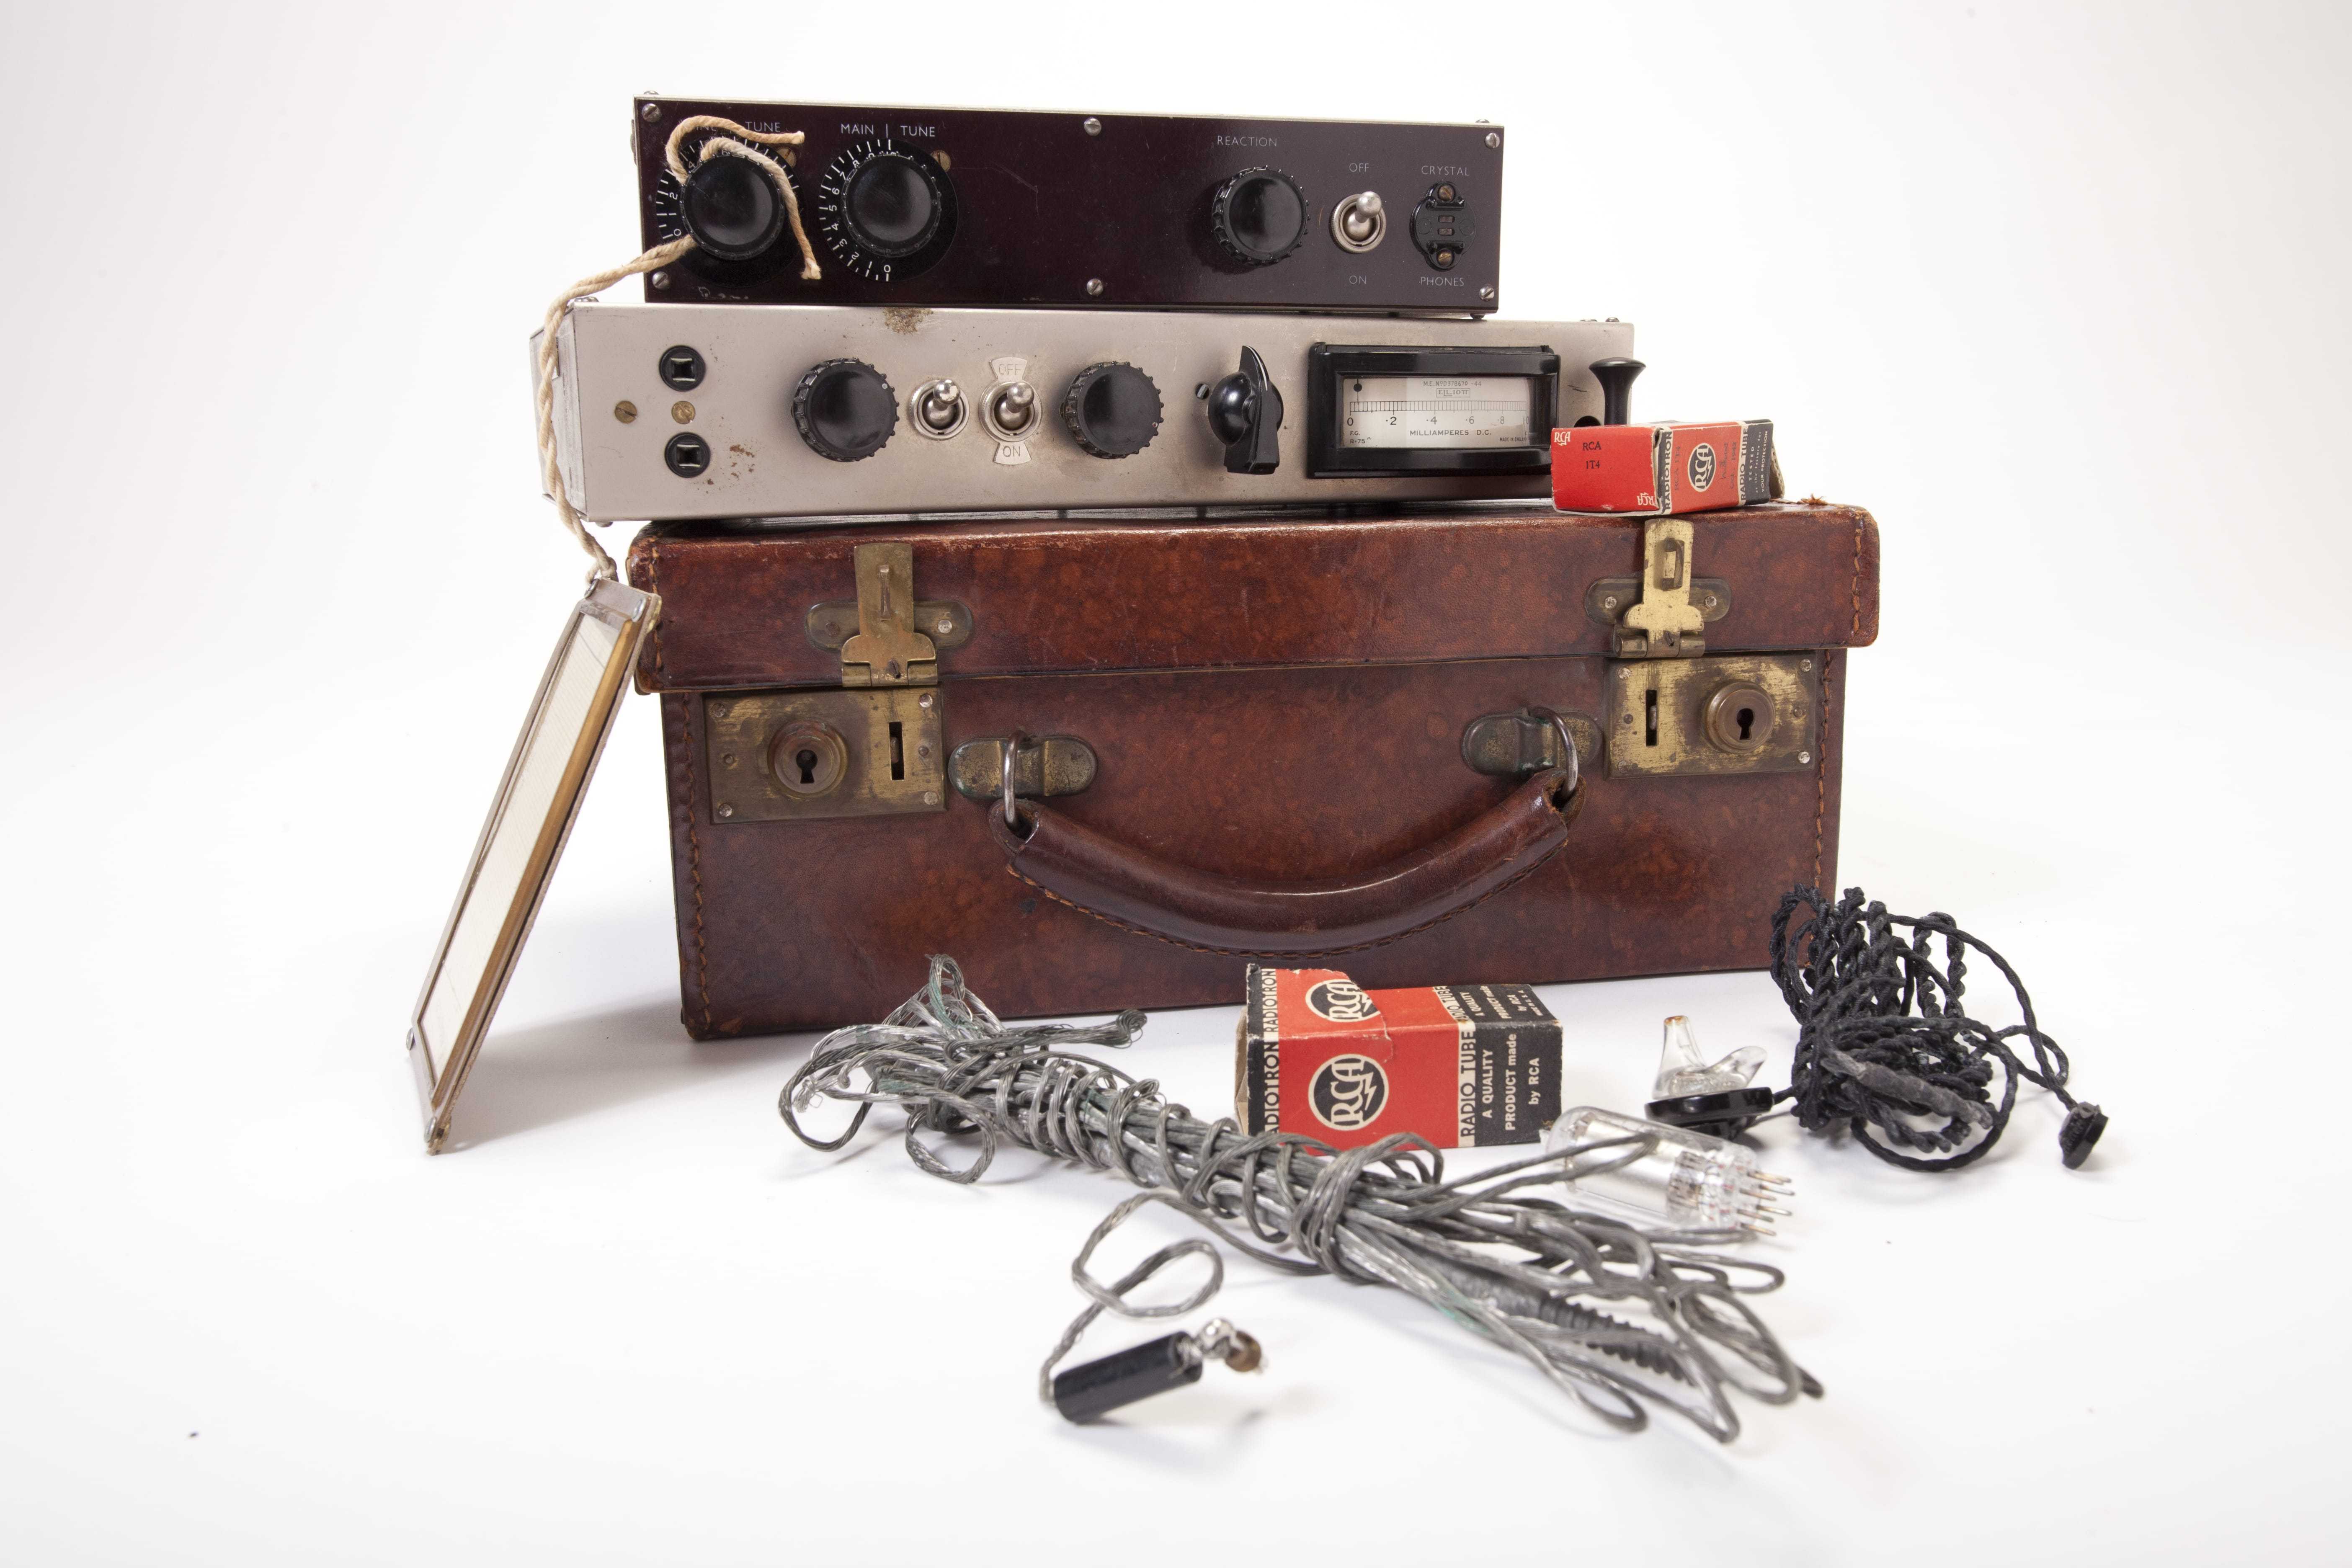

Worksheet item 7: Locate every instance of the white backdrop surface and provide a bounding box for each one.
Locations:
[3,3,2347,1563]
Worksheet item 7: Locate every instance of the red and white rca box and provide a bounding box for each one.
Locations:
[1235,966,1561,1150]
[1550,420,1779,515]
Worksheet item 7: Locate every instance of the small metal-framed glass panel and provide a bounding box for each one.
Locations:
[1306,345,1561,478]
[405,578,658,1153]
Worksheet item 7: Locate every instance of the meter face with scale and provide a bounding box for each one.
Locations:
[1338,374,1538,450]
[1306,345,1560,477]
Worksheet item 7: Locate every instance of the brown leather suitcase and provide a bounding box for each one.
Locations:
[626,502,1880,1036]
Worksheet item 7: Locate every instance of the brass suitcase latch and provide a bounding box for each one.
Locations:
[1607,518,1713,659]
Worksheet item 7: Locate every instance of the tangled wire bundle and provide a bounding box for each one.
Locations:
[1770,886,2108,1172]
[782,957,1818,1442]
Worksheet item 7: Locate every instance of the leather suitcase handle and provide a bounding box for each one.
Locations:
[986,769,1582,957]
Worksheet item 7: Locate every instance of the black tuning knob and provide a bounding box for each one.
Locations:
[841,149,947,259]
[1589,358,1645,427]
[815,140,957,281]
[792,359,898,462]
[680,154,788,262]
[1210,168,1307,267]
[1062,363,1163,459]
[1205,346,1284,475]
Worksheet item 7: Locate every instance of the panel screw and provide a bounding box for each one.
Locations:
[1703,593,1719,609]
[918,692,935,709]
[405,1030,417,1052]
[917,745,931,759]
[671,400,695,424]
[614,401,638,423]
[923,791,940,805]
[1618,668,1631,680]
[1800,658,1814,671]
[721,751,737,768]
[1479,286,1495,300]
[1082,117,1102,136]
[641,103,661,122]
[1485,131,1501,149]
[935,618,953,634]
[716,802,735,819]
[1620,713,1632,725]
[1798,751,1813,765]
[1602,595,1618,610]
[711,701,731,718]
[650,271,671,290]
[1086,279,1105,297]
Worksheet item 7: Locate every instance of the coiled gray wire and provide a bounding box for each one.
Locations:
[781,957,1818,1441]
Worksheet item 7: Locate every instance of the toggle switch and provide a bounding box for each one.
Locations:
[1331,191,1385,253]
[1204,346,1284,474]
[909,378,967,439]
[985,380,1038,439]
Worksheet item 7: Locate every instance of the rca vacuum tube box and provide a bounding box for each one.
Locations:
[1235,966,1562,1151]
[1550,420,1779,516]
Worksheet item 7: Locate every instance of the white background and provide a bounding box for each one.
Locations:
[4,2,2347,1562]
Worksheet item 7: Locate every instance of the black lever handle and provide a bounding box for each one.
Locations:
[1589,357,1645,427]
[1205,346,1284,475]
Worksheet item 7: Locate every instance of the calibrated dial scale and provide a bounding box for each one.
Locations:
[1339,376,1535,449]
[813,137,957,281]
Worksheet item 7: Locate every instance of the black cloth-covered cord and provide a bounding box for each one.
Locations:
[1768,886,2109,1173]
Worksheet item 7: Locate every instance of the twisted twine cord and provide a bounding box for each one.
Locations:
[533,116,820,581]
[1769,885,2107,1171]
[660,116,820,281]
[781,957,1818,1442]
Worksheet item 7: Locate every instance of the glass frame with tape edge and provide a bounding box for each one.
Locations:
[405,577,659,1153]
[1305,344,1560,478]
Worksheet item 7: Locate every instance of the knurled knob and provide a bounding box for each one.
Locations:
[1210,168,1308,267]
[1060,362,1163,459]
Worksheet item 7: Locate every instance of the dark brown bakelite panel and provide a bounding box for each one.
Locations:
[633,98,1504,314]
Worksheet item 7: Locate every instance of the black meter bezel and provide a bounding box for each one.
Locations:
[1306,345,1560,478]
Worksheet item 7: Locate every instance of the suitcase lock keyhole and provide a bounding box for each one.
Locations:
[1702,682,1776,754]
[769,722,850,797]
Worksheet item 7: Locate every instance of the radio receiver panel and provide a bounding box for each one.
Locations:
[633,98,1504,315]
[539,304,1631,521]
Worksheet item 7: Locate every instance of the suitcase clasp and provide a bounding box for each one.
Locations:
[1609,518,1711,659]
[839,542,940,688]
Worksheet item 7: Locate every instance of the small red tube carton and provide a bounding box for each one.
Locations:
[1235,965,1561,1150]
[1550,419,1780,516]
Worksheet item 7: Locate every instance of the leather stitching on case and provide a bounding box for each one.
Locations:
[1850,514,1864,645]
[1002,784,1584,959]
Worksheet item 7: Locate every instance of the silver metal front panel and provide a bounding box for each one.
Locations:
[544,305,1634,521]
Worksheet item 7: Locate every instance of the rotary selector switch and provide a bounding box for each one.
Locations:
[813,139,957,281]
[792,359,899,462]
[1061,363,1162,458]
[1210,168,1308,267]
[1205,346,1284,475]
